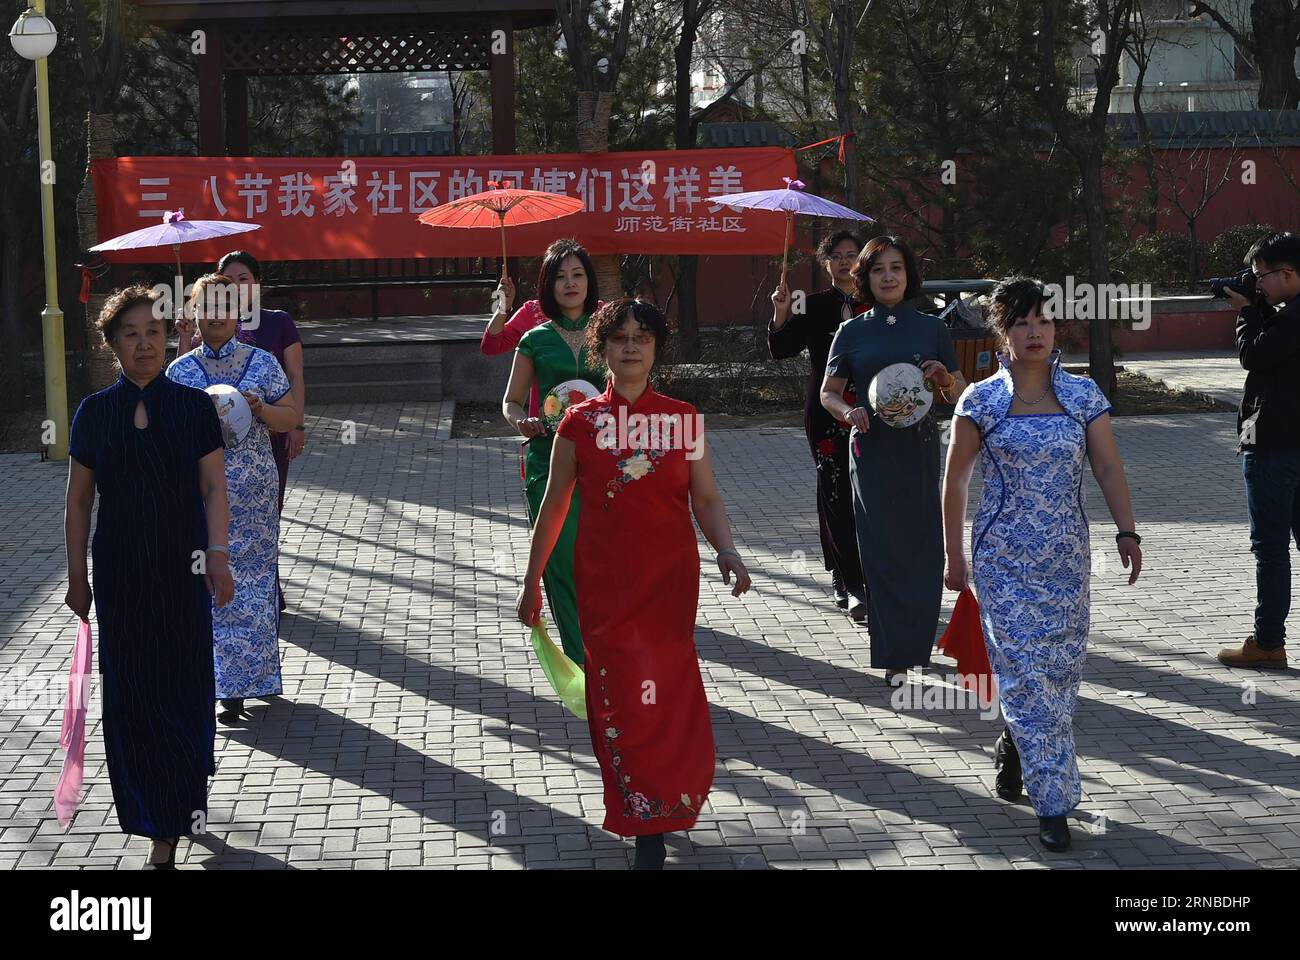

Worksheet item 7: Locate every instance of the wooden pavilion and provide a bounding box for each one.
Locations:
[128,0,556,156]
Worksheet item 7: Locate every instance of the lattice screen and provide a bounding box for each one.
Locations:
[221,18,493,74]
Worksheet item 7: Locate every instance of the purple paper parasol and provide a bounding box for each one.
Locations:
[89,209,261,255]
[705,178,873,284]
[90,210,261,357]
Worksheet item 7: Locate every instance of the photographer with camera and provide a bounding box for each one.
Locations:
[1217,231,1300,669]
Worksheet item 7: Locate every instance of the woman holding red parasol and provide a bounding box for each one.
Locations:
[501,240,606,665]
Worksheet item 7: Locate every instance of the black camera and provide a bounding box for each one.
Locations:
[1208,269,1257,300]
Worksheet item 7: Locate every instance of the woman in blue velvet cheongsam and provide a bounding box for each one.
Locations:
[65,285,234,868]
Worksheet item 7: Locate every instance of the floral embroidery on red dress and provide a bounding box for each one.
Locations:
[577,402,672,506]
[596,667,703,822]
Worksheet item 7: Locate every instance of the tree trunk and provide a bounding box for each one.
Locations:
[672,23,702,361]
[1081,162,1116,399]
[77,111,119,394]
[1132,53,1159,233]
[832,1,858,210]
[574,89,622,301]
[448,72,463,154]
[1254,0,1300,109]
[0,182,24,406]
[675,257,701,360]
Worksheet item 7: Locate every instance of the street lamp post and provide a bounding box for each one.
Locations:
[9,3,67,462]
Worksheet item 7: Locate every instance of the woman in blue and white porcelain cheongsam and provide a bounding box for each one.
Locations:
[167,273,300,725]
[941,277,1142,854]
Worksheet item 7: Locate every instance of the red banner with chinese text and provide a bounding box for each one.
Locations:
[91,149,798,263]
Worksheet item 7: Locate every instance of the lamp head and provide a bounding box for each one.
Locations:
[9,9,57,61]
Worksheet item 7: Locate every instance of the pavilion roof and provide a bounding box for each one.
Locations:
[129,0,554,28]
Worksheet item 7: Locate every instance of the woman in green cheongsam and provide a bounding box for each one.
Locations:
[502,239,605,664]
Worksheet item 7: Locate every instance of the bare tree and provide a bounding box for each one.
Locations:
[668,0,813,358]
[1036,0,1138,400]
[1154,126,1245,288]
[0,57,36,404]
[554,0,637,297]
[1127,1,1167,233]
[71,0,130,392]
[1190,0,1300,109]
[669,0,718,360]
[799,0,865,208]
[447,70,474,154]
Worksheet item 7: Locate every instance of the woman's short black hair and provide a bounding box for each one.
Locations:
[536,239,601,321]
[217,250,262,281]
[987,276,1050,349]
[816,230,866,262]
[97,284,169,344]
[851,235,923,305]
[587,298,670,372]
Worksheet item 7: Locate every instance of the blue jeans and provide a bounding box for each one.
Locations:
[1243,449,1300,649]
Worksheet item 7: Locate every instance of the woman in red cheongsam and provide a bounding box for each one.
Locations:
[516,298,752,870]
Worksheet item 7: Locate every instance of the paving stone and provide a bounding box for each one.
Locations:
[0,391,1289,869]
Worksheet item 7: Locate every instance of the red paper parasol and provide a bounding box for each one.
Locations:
[417,182,584,277]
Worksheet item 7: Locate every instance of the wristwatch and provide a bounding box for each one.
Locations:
[293,424,306,432]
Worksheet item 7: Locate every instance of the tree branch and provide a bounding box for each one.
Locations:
[69,0,103,94]
[1189,1,1253,56]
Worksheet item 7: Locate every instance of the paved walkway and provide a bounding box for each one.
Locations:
[296,315,486,346]
[1,402,1296,870]
[1066,350,1243,407]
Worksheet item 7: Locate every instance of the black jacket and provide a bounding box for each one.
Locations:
[1238,297,1300,451]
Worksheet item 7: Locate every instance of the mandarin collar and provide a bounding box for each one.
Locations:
[201,336,239,360]
[991,349,1066,396]
[605,381,655,410]
[995,348,1064,374]
[866,302,915,320]
[116,371,167,398]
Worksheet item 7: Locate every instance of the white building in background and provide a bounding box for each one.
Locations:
[657,7,760,110]
[1104,0,1300,112]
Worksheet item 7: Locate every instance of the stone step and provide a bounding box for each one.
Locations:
[310,379,443,404]
[301,342,444,363]
[308,356,441,386]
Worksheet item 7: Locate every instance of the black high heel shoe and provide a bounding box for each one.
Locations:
[1038,816,1071,852]
[633,833,666,870]
[832,572,849,609]
[217,698,246,726]
[994,729,1023,801]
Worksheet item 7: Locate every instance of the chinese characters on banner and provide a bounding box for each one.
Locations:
[91,149,800,262]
